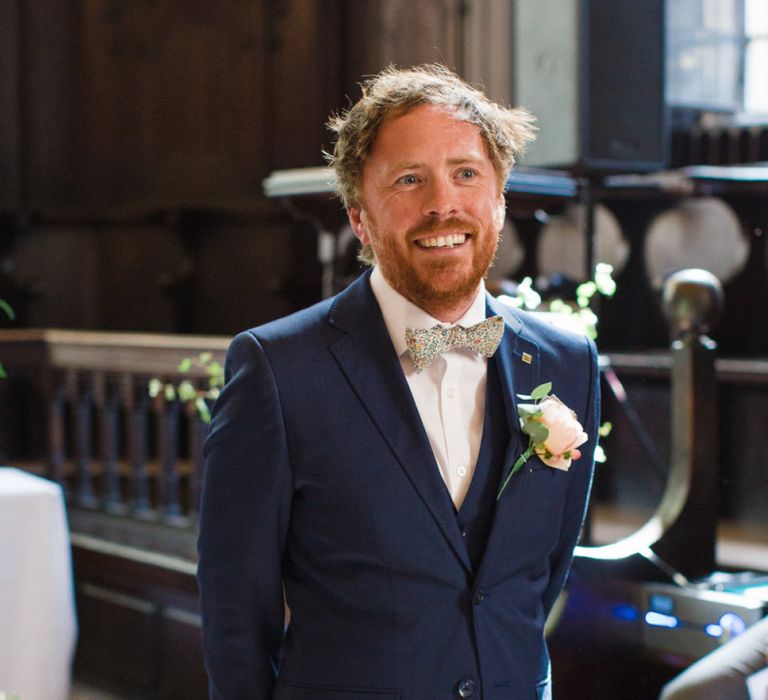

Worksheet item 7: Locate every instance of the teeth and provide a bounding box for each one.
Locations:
[417,233,467,248]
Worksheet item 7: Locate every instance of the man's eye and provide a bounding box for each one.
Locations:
[397,174,419,185]
[458,169,476,179]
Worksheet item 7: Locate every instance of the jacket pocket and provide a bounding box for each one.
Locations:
[277,681,402,700]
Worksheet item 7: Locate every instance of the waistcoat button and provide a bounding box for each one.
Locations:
[457,679,476,697]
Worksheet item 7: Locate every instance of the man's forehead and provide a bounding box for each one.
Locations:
[372,106,486,150]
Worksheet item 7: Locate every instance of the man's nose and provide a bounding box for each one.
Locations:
[422,178,459,218]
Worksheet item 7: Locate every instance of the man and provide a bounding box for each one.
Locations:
[197,64,600,700]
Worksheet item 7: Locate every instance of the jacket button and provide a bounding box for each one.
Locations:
[457,679,476,697]
[473,588,485,604]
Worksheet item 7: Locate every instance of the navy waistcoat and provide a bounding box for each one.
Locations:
[456,357,510,571]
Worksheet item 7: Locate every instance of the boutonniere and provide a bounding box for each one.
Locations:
[497,382,588,500]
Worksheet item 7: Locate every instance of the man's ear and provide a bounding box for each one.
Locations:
[494,194,507,232]
[348,207,371,245]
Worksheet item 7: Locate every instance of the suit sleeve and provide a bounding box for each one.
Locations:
[197,331,292,699]
[541,334,600,616]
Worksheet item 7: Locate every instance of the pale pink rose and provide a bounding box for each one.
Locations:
[531,395,588,471]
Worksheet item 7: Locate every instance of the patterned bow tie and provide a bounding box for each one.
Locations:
[405,316,504,373]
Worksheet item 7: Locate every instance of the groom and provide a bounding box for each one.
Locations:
[197,64,600,700]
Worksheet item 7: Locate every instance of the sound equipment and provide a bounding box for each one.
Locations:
[512,0,668,173]
[641,576,768,660]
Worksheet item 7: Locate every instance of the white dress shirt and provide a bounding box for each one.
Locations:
[369,266,490,509]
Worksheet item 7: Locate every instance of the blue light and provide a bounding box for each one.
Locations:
[645,611,679,628]
[649,594,675,615]
[719,613,747,637]
[704,624,723,638]
[611,604,639,621]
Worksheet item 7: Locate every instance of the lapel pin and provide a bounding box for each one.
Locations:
[521,352,533,364]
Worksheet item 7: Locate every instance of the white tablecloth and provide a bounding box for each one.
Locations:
[0,468,77,700]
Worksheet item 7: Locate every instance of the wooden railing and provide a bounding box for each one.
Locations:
[0,329,228,526]
[2,328,768,538]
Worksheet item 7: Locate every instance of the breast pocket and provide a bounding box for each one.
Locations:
[515,464,569,549]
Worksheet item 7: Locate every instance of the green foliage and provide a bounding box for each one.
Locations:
[504,263,616,340]
[148,352,224,423]
[0,299,15,321]
[530,381,552,400]
[0,298,14,379]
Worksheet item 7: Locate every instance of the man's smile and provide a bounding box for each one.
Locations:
[414,233,469,249]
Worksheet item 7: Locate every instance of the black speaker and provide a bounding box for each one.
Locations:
[513,0,668,173]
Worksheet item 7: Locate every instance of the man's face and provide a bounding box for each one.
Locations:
[348,104,506,319]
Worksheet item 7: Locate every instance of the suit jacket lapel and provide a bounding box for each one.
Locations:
[487,294,541,449]
[474,295,542,583]
[328,274,472,573]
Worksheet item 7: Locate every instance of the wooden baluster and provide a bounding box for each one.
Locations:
[45,368,68,494]
[759,125,768,161]
[124,375,153,519]
[745,125,762,164]
[185,396,208,523]
[154,392,185,525]
[71,369,98,508]
[95,372,125,514]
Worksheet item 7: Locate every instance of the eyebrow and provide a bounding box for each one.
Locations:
[389,155,487,172]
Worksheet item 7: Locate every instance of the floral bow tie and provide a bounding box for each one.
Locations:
[405,316,504,373]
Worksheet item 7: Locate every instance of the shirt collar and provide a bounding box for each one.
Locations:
[369,266,488,358]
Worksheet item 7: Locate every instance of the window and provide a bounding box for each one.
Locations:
[744,0,768,113]
[667,0,768,117]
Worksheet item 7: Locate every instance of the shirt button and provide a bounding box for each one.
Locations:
[461,529,468,538]
[457,465,467,478]
[473,588,485,605]
[446,387,455,399]
[457,679,476,697]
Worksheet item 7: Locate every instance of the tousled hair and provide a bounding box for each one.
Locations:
[325,63,537,210]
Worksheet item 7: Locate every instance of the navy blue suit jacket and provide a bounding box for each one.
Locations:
[197,271,600,699]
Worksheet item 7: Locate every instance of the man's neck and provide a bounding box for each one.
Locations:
[418,296,477,324]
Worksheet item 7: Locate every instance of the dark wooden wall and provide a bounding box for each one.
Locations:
[0,0,478,336]
[4,1,767,358]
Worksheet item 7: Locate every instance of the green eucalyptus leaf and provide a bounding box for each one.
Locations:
[178,358,192,373]
[525,421,549,443]
[548,299,566,313]
[148,378,163,397]
[164,384,176,401]
[0,362,6,379]
[199,352,213,363]
[0,299,15,320]
[530,382,552,400]
[517,402,539,418]
[195,396,211,424]
[598,421,613,437]
[177,380,197,401]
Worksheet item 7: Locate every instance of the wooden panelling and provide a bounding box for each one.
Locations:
[75,581,159,691]
[0,0,21,210]
[79,0,271,210]
[344,0,464,95]
[267,0,345,170]
[19,0,82,211]
[14,226,103,328]
[191,215,318,333]
[72,540,205,699]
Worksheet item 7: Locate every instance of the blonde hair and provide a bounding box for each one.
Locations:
[325,63,537,209]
